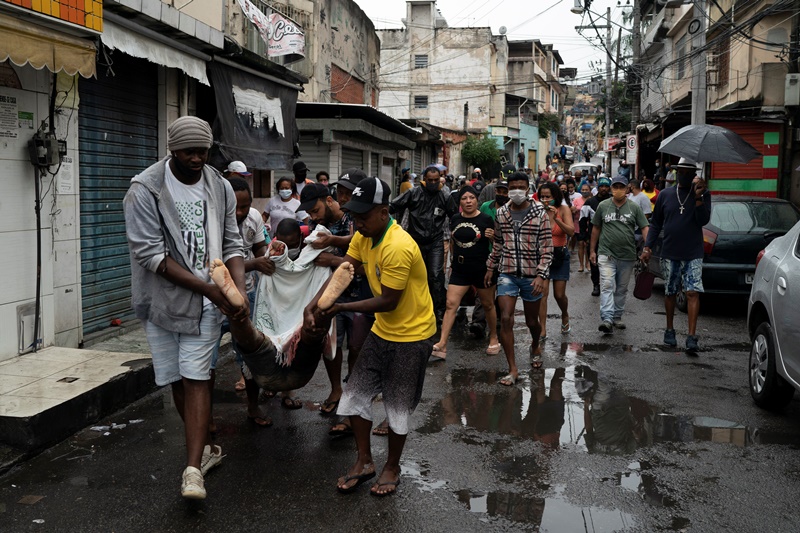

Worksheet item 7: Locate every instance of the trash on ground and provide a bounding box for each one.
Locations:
[90,426,110,432]
[17,495,44,505]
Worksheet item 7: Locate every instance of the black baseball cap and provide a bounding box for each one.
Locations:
[336,168,367,191]
[292,161,309,173]
[296,183,330,212]
[342,177,391,214]
[496,180,509,190]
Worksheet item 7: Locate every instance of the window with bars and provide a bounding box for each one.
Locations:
[414,54,429,69]
[414,95,429,109]
[676,35,687,79]
[715,36,730,87]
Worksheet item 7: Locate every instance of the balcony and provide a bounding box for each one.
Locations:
[641,7,668,57]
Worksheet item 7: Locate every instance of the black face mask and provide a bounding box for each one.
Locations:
[495,195,509,206]
[425,181,440,194]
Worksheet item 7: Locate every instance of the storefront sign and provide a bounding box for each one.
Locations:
[236,0,305,58]
[0,93,18,138]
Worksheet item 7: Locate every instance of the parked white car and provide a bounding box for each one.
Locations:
[747,219,800,410]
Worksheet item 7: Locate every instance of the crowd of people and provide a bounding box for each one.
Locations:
[123,116,712,502]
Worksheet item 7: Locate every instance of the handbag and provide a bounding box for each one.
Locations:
[633,259,655,300]
[551,246,567,269]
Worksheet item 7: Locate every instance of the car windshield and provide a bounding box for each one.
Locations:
[710,201,800,233]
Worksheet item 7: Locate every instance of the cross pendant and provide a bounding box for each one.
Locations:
[679,205,685,214]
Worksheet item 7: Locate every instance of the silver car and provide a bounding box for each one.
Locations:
[747,219,800,410]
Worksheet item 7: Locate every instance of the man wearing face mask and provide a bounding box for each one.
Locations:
[485,172,553,384]
[590,176,650,334]
[641,158,711,354]
[582,177,611,295]
[390,166,458,323]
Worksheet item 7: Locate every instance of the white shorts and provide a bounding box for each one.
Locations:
[144,303,221,386]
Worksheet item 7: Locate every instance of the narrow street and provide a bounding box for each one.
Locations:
[1,260,798,532]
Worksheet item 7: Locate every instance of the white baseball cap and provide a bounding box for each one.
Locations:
[225,161,252,176]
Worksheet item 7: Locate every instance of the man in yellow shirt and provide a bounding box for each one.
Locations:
[307,177,435,497]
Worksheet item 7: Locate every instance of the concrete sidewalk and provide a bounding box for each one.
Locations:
[0,325,159,473]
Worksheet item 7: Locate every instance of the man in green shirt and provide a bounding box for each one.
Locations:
[590,176,649,334]
[478,180,509,221]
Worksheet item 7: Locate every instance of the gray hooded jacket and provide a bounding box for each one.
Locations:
[123,157,243,334]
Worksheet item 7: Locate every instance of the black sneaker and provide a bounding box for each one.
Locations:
[591,285,600,296]
[598,321,613,334]
[686,335,700,355]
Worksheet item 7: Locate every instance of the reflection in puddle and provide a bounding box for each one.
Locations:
[422,367,797,451]
[402,460,448,492]
[456,485,637,530]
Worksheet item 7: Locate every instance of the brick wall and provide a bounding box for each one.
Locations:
[330,64,365,104]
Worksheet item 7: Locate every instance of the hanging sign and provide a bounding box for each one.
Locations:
[236,0,306,59]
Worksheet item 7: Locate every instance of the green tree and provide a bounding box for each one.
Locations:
[537,113,562,138]
[461,135,501,170]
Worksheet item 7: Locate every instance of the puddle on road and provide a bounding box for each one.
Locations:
[455,485,637,530]
[421,367,798,451]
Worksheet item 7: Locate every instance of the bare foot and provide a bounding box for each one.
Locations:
[209,259,245,308]
[318,263,355,310]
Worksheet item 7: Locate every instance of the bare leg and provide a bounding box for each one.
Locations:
[372,429,406,495]
[436,284,471,353]
[523,299,543,356]
[665,294,676,330]
[686,291,700,336]
[553,280,569,328]
[336,415,375,491]
[538,280,550,339]
[497,296,518,381]
[172,378,210,469]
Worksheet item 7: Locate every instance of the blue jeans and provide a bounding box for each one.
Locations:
[597,255,635,323]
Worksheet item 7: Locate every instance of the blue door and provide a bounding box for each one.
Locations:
[78,55,158,335]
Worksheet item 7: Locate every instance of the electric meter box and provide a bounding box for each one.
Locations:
[786,73,800,107]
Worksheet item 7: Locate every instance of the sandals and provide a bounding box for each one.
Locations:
[499,373,517,386]
[281,396,303,410]
[531,343,543,369]
[329,421,354,438]
[337,470,376,494]
[561,322,571,334]
[486,343,501,355]
[372,419,389,436]
[234,378,246,391]
[371,479,401,497]
[319,398,339,415]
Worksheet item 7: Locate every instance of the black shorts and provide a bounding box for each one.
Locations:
[449,266,489,288]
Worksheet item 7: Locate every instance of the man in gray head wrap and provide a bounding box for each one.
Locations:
[123,115,246,501]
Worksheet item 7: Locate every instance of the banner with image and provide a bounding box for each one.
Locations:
[236,0,305,59]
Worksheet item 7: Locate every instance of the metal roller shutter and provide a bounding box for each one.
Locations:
[342,147,363,170]
[297,138,331,177]
[413,148,422,173]
[370,153,379,177]
[79,55,159,334]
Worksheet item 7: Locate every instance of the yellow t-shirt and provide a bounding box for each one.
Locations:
[399,181,413,194]
[347,220,436,342]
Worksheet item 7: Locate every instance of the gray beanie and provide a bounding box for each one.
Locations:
[167,116,213,152]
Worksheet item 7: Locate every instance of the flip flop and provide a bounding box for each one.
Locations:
[319,399,339,415]
[428,354,446,363]
[531,355,543,369]
[486,343,501,355]
[247,415,273,428]
[499,374,517,386]
[371,479,401,497]
[329,422,354,438]
[337,470,376,494]
[372,420,389,436]
[561,323,571,334]
[234,379,246,392]
[281,397,303,410]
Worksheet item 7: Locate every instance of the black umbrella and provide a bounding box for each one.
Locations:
[658,124,761,163]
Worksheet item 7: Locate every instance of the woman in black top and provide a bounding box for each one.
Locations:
[431,187,501,360]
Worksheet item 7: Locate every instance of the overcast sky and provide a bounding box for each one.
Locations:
[352,0,628,84]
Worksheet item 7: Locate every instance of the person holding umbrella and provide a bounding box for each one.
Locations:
[640,158,711,354]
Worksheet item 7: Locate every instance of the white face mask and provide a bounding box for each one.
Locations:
[287,247,301,260]
[508,189,528,205]
[279,189,293,200]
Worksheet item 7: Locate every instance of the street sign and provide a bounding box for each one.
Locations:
[492,126,508,137]
[626,134,638,166]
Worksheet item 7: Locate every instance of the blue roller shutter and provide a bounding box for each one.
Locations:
[78,55,159,334]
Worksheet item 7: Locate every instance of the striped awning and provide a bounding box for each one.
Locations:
[0,13,96,78]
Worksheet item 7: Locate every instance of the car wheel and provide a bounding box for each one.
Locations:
[749,322,795,410]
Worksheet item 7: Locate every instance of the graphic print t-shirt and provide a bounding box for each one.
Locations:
[165,165,210,287]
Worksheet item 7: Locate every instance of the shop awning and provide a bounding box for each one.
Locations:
[0,13,96,78]
[101,20,209,86]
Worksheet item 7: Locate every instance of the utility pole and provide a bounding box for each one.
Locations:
[605,6,612,175]
[690,0,707,125]
[630,0,641,175]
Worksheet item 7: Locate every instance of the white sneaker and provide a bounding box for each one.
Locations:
[200,444,224,476]
[181,466,206,500]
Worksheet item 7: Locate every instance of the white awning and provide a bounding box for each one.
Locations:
[101,21,209,86]
[0,13,96,78]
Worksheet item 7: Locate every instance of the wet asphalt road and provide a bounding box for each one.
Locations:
[2,259,800,532]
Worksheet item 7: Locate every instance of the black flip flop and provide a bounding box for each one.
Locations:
[337,471,376,494]
[329,422,353,438]
[319,399,339,415]
[281,397,303,410]
[370,479,400,497]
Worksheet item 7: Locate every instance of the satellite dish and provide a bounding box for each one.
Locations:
[499,26,507,35]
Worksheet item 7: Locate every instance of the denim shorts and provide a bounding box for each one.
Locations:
[549,248,571,281]
[496,274,544,302]
[144,303,221,386]
[661,258,704,295]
